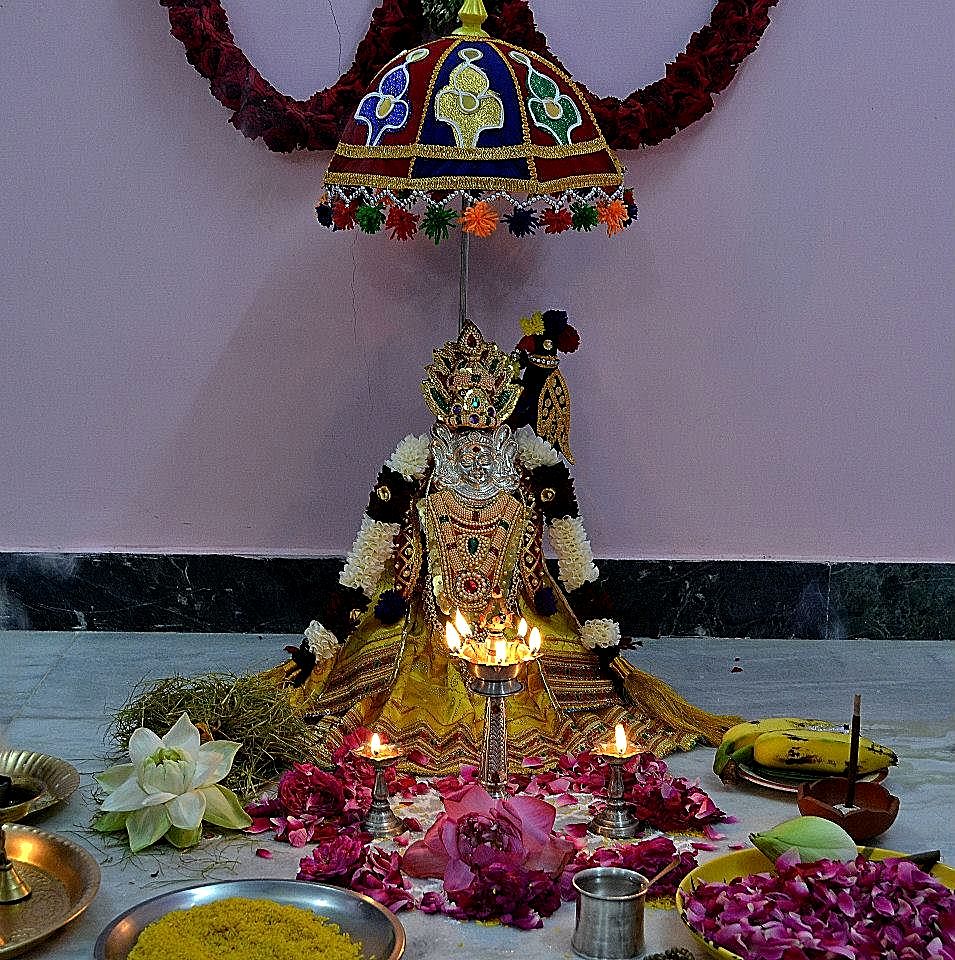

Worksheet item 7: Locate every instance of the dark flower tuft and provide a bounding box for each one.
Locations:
[366,467,415,523]
[504,207,538,237]
[315,202,334,227]
[570,578,614,621]
[530,463,578,520]
[534,586,558,617]
[374,589,407,625]
[323,585,370,640]
[283,640,317,687]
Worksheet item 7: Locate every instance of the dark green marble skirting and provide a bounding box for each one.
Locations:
[0,554,952,640]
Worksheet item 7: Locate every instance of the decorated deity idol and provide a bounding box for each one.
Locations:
[278,321,734,774]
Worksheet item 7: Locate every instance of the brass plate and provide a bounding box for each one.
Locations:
[734,757,887,795]
[0,825,101,959]
[0,751,80,822]
[94,879,406,960]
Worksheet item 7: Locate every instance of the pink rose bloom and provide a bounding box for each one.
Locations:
[403,784,573,892]
[277,763,345,818]
[297,831,366,883]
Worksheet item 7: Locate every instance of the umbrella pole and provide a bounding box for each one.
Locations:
[459,223,470,334]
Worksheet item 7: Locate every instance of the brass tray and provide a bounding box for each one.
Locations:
[735,758,887,795]
[0,750,80,821]
[94,879,406,960]
[0,825,101,959]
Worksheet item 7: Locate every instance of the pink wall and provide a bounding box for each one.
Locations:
[1,1,952,561]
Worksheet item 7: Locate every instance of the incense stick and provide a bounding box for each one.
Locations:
[845,693,861,808]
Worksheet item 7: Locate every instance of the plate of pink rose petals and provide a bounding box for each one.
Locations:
[676,847,955,960]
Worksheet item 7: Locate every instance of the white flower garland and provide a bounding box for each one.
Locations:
[579,618,621,649]
[385,433,431,481]
[514,424,560,471]
[303,619,339,659]
[339,514,401,597]
[548,515,600,591]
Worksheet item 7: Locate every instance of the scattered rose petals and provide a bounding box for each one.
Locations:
[523,750,729,834]
[561,836,698,903]
[255,847,273,859]
[682,855,955,960]
[351,847,416,913]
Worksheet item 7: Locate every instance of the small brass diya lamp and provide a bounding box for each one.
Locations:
[352,733,405,839]
[0,774,33,903]
[588,724,647,839]
[446,608,542,799]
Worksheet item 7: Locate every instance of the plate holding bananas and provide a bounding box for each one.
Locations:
[713,717,898,792]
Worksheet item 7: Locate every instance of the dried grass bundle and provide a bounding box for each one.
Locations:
[108,673,320,799]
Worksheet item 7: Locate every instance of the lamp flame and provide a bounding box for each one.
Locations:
[445,621,462,653]
[454,609,472,637]
[528,626,541,655]
[517,618,528,638]
[614,723,627,756]
[494,638,507,663]
[370,732,382,757]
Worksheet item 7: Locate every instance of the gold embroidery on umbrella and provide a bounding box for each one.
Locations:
[435,47,504,148]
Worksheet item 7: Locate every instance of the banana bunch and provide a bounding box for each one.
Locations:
[713,717,838,779]
[753,730,897,775]
[713,717,897,781]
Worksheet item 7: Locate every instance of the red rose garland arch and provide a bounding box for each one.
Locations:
[160,0,780,153]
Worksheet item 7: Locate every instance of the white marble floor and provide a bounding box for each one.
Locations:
[1,633,953,959]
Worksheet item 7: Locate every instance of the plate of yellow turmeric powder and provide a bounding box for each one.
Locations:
[93,880,405,960]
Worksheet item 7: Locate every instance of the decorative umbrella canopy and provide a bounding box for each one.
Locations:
[316,0,635,243]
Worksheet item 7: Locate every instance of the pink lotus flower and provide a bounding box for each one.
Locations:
[297,828,366,883]
[277,762,345,818]
[403,783,573,892]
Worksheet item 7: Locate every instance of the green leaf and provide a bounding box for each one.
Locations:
[126,805,171,853]
[92,810,130,833]
[165,826,203,849]
[200,784,253,830]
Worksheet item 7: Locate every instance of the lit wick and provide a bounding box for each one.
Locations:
[517,618,528,639]
[528,626,542,657]
[445,621,462,654]
[494,638,507,664]
[454,609,472,637]
[370,732,382,758]
[614,723,628,756]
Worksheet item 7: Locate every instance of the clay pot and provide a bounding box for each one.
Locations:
[797,777,900,842]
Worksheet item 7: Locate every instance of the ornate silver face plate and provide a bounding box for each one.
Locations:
[430,424,519,502]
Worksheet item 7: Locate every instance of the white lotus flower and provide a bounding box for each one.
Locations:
[95,712,251,852]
